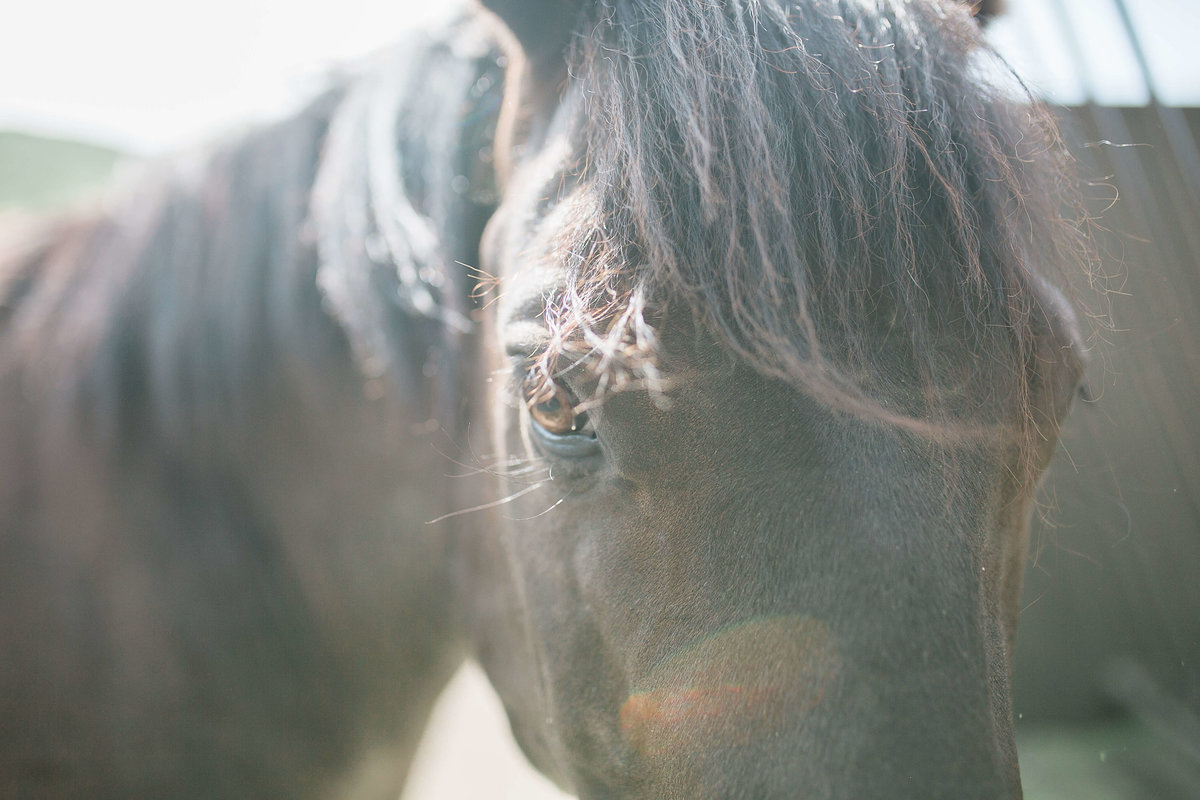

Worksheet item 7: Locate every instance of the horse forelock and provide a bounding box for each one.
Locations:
[523,0,1092,460]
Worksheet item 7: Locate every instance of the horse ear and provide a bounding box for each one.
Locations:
[476,0,585,69]
[968,0,1006,25]
[475,1,587,181]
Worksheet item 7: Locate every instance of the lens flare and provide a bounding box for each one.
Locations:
[620,615,842,757]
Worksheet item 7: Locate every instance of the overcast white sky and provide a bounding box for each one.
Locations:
[1,0,1196,154]
[0,0,452,151]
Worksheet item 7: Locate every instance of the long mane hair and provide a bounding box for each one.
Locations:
[527,0,1091,456]
[0,20,502,458]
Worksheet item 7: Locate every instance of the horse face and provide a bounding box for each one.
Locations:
[463,1,1084,796]
[470,158,1050,800]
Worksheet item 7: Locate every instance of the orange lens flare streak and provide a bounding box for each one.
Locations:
[619,616,842,757]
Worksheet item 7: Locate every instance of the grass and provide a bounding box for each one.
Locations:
[0,130,126,211]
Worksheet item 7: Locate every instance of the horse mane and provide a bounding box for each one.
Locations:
[0,85,361,461]
[0,16,502,459]
[310,18,501,415]
[532,0,1091,453]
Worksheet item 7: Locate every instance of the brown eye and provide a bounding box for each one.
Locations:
[524,376,585,435]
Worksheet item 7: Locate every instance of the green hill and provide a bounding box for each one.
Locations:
[0,130,126,211]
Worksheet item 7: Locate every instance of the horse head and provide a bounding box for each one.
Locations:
[456,1,1088,797]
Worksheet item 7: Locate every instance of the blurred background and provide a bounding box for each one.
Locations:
[2,0,1197,798]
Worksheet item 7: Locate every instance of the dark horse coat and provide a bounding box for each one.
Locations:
[2,2,1092,798]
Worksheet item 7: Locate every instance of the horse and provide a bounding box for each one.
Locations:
[0,1,1090,797]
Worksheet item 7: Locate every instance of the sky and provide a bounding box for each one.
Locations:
[0,0,452,152]
[1,0,1197,154]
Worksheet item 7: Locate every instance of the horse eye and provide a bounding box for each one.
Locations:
[524,376,587,436]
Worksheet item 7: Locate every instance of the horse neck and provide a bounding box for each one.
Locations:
[0,102,470,783]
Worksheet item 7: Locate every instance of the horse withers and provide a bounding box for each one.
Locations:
[0,1,1089,798]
